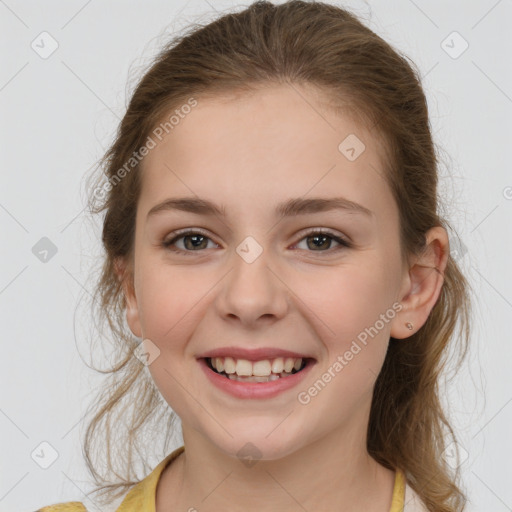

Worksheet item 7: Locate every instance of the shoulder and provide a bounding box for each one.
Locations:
[35,447,185,512]
[35,503,87,511]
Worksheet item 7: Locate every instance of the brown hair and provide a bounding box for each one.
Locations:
[82,1,472,510]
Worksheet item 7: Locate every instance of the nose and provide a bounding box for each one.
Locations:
[214,242,290,329]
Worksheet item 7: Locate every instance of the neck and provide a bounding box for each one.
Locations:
[156,419,396,512]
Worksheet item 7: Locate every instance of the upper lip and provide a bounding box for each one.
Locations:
[197,347,314,361]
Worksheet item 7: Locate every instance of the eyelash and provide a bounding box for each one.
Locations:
[161,228,351,256]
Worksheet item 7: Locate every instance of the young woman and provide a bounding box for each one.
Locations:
[37,1,472,511]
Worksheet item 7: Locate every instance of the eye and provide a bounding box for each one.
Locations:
[292,229,351,253]
[162,229,218,255]
[162,228,351,256]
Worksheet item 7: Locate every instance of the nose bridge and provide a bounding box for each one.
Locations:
[216,234,289,323]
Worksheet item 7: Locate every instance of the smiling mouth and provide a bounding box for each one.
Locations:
[204,356,311,383]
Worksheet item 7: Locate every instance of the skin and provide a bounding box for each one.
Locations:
[117,83,449,511]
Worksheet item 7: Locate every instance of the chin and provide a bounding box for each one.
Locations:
[203,424,304,463]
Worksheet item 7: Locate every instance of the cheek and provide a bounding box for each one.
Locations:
[297,269,394,420]
[309,264,394,337]
[299,262,395,385]
[135,259,211,344]
[136,265,203,418]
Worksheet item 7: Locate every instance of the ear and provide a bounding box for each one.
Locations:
[390,226,449,339]
[114,256,142,339]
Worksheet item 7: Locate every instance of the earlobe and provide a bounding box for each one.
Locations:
[114,257,142,339]
[390,226,449,340]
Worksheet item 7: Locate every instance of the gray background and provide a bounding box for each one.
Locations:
[1,0,510,510]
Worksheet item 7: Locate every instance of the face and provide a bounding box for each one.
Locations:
[121,83,410,461]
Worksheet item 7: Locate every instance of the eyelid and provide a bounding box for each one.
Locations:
[162,227,218,250]
[162,226,351,256]
[291,228,351,253]
[164,227,211,240]
[296,227,350,243]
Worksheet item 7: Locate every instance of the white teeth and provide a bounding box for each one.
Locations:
[284,358,295,372]
[253,360,272,376]
[235,359,253,376]
[215,357,224,372]
[209,356,305,378]
[223,357,236,374]
[271,357,284,374]
[255,375,272,382]
[228,373,282,382]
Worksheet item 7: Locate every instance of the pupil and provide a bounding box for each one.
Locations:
[185,235,207,250]
[309,235,329,250]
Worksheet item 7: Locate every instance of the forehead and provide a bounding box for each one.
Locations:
[138,84,394,222]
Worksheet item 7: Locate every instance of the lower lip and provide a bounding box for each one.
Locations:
[198,358,315,399]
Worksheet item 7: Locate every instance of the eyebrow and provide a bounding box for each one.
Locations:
[147,196,374,220]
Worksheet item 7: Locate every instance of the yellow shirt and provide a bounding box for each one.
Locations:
[36,446,419,512]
